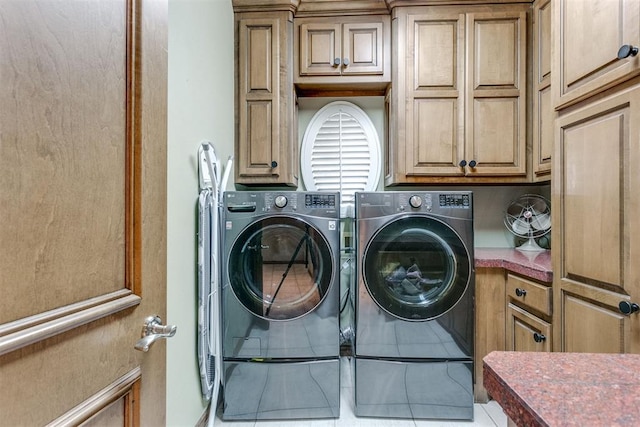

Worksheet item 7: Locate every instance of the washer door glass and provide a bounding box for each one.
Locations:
[363,216,471,321]
[228,216,333,320]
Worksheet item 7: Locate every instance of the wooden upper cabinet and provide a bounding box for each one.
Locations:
[553,83,640,354]
[294,15,390,89]
[532,0,552,181]
[553,0,640,109]
[235,12,298,186]
[466,10,527,178]
[387,5,528,185]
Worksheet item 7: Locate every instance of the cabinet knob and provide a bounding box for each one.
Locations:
[342,58,350,67]
[333,58,341,67]
[270,160,278,168]
[618,45,639,60]
[619,301,640,315]
[533,332,546,343]
[515,288,527,297]
[468,160,477,168]
[459,160,467,167]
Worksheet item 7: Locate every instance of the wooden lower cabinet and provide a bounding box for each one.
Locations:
[507,304,551,352]
[474,267,506,403]
[505,273,552,352]
[475,268,552,402]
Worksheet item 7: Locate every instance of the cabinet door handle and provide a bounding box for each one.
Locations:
[270,160,278,168]
[515,288,527,297]
[533,332,546,343]
[619,301,640,315]
[333,57,341,67]
[342,57,350,67]
[459,160,467,167]
[618,45,639,60]
[468,160,477,168]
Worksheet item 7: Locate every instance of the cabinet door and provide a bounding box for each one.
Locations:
[295,15,390,87]
[465,11,527,177]
[299,22,342,76]
[554,0,640,109]
[342,21,384,76]
[404,12,465,177]
[554,84,640,353]
[236,14,297,186]
[507,304,551,352]
[532,0,552,181]
[474,267,506,403]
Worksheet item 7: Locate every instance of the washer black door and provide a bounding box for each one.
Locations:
[228,216,334,320]
[363,216,471,321]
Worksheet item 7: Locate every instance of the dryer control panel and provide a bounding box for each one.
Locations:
[439,193,471,208]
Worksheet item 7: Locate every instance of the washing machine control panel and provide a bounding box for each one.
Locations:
[439,193,471,208]
[274,195,288,208]
[305,193,337,208]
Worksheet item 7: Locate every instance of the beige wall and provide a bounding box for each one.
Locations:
[167,0,233,425]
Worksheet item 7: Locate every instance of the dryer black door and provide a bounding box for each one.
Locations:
[228,216,334,320]
[362,216,471,321]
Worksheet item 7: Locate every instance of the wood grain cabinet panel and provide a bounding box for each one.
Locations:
[553,83,640,354]
[532,0,552,181]
[507,303,552,352]
[553,0,640,109]
[387,5,528,185]
[506,274,552,316]
[506,273,552,353]
[236,13,298,186]
[474,267,506,403]
[295,15,390,88]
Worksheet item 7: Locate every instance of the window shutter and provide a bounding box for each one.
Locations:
[301,101,381,216]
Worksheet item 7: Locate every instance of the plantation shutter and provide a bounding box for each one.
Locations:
[301,101,381,216]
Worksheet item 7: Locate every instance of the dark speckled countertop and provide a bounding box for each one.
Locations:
[484,351,640,426]
[475,248,552,283]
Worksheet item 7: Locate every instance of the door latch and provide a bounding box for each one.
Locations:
[134,315,177,352]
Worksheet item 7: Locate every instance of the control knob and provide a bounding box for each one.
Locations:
[409,195,422,208]
[274,195,288,208]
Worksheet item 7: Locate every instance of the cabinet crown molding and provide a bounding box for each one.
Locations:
[296,0,389,16]
[385,0,531,8]
[232,0,300,13]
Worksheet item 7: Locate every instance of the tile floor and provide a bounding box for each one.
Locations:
[213,358,507,427]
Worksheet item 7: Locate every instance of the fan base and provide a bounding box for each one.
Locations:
[516,238,546,252]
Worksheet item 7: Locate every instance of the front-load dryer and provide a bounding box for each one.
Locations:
[221,191,341,420]
[354,191,474,420]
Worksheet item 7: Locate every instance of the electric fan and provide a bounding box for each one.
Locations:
[504,194,551,251]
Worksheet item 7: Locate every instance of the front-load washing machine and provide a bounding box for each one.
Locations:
[221,191,341,420]
[354,191,474,420]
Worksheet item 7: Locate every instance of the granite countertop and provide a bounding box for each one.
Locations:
[484,351,640,426]
[475,248,552,283]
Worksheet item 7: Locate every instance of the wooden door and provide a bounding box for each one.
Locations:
[553,83,640,354]
[236,12,298,187]
[532,0,552,181]
[404,11,465,177]
[341,20,384,76]
[299,21,342,76]
[0,0,168,425]
[554,0,640,108]
[465,10,527,177]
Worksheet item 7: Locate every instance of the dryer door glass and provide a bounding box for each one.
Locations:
[228,216,333,320]
[363,216,471,320]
